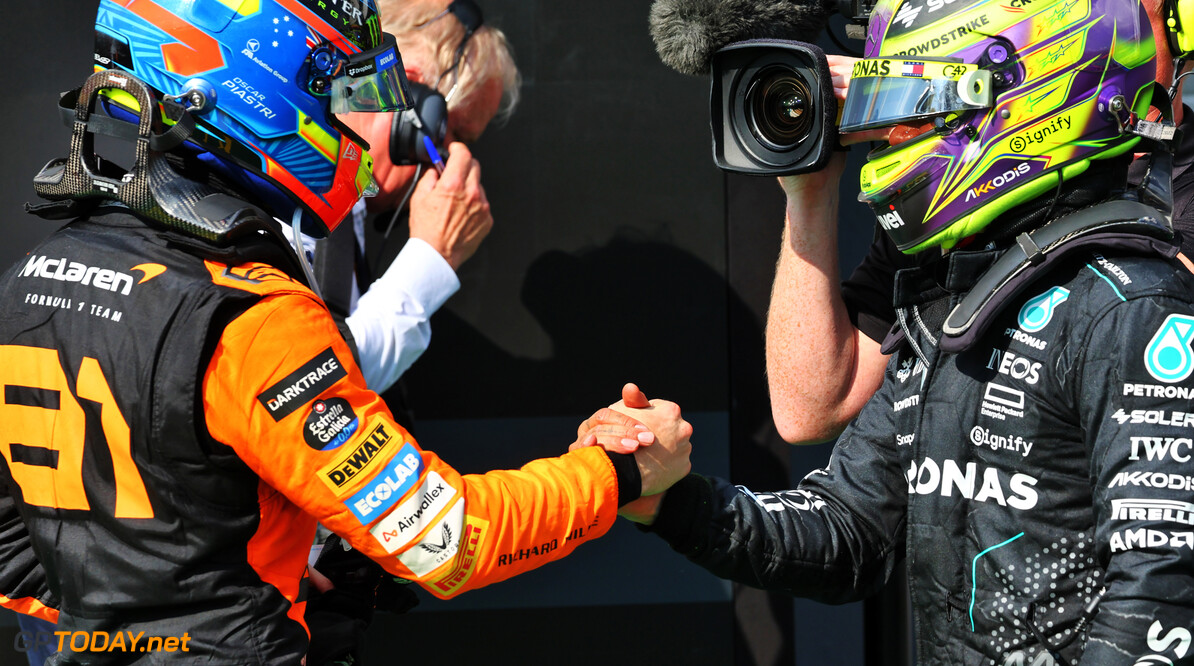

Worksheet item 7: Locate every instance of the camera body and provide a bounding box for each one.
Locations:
[711,40,837,176]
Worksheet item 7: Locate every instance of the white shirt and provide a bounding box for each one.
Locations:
[284,200,460,394]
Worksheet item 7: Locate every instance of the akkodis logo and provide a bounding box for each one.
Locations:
[1017,286,1069,332]
[1145,314,1194,383]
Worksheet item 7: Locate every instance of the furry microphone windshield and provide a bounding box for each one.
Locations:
[649,0,832,76]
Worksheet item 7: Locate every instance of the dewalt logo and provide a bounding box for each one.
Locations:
[319,420,398,494]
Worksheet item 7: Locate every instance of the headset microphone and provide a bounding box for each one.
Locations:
[389,81,448,166]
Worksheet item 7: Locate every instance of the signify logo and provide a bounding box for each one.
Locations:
[20,256,166,295]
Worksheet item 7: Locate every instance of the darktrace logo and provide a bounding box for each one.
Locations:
[256,348,345,421]
[346,443,424,522]
[304,397,358,450]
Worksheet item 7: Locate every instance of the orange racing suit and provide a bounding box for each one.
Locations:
[0,209,631,663]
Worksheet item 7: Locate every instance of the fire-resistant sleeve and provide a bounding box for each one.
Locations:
[1073,293,1194,665]
[201,264,624,599]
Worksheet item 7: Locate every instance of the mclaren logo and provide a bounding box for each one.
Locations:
[964,163,1031,202]
[20,256,165,295]
[132,263,167,283]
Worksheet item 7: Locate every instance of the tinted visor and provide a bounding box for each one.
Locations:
[840,58,991,132]
[331,33,413,113]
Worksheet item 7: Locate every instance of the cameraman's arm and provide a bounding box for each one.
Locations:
[766,153,889,444]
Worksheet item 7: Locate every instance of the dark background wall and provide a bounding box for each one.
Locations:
[0,1,885,664]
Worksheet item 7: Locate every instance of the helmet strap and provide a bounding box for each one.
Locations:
[1125,81,1181,221]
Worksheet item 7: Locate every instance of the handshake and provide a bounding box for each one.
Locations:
[570,383,694,524]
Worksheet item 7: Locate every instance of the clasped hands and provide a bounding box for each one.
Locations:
[570,383,693,525]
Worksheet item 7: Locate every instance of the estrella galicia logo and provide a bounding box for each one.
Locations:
[257,348,346,421]
[304,398,359,451]
[1145,314,1194,383]
[1017,286,1069,332]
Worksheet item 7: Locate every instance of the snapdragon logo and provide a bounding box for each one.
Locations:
[1144,314,1194,383]
[1017,286,1069,332]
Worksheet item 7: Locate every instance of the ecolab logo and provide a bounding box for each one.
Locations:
[20,255,159,295]
[965,163,1031,202]
[346,444,424,522]
[906,457,1039,509]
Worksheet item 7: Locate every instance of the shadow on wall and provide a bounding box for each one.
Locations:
[400,233,737,419]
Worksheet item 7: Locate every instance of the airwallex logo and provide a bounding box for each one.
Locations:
[1017,286,1069,332]
[1144,314,1194,383]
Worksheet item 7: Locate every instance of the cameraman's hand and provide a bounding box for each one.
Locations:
[778,151,849,220]
[409,141,493,271]
[826,55,893,146]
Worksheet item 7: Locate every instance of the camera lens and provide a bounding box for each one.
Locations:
[746,66,814,151]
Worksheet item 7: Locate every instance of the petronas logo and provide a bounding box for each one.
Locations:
[1145,314,1194,383]
[1017,287,1070,333]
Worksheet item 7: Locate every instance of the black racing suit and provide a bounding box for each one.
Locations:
[650,225,1194,664]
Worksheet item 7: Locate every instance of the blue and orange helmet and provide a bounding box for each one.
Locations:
[93,0,413,236]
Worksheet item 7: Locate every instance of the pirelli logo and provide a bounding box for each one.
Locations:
[318,420,397,494]
[429,517,486,595]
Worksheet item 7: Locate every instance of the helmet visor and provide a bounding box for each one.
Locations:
[331,33,413,113]
[840,58,991,133]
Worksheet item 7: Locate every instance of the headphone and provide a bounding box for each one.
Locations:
[1165,0,1194,58]
[388,81,448,166]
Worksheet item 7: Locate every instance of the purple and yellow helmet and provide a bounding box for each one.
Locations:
[93,0,413,236]
[842,0,1157,252]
